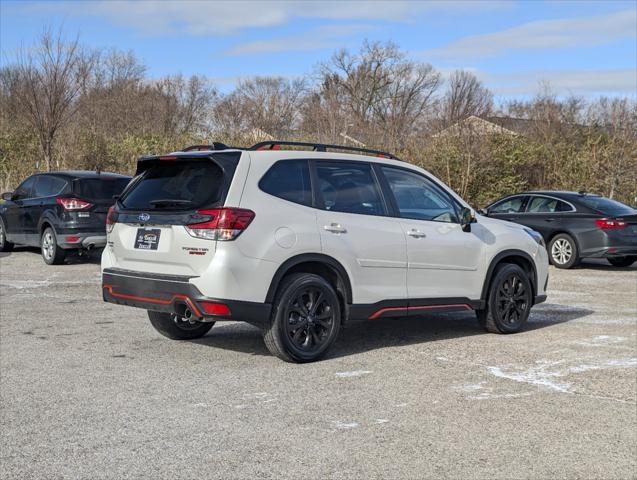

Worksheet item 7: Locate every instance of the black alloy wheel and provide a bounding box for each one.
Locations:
[284,286,335,352]
[264,273,341,363]
[495,273,529,327]
[477,263,533,334]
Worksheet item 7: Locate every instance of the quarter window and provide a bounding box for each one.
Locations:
[315,161,385,216]
[381,166,459,222]
[490,197,526,214]
[259,160,312,206]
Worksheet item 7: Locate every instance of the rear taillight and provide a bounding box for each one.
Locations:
[595,219,627,230]
[106,206,117,233]
[56,197,92,211]
[185,208,255,241]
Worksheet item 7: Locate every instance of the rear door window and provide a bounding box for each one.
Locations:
[75,178,130,202]
[259,160,312,206]
[33,176,67,198]
[315,161,385,216]
[527,196,573,213]
[121,161,225,210]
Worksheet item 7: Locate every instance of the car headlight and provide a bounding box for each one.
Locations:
[524,228,545,247]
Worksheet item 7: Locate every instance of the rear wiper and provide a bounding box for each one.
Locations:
[149,199,193,208]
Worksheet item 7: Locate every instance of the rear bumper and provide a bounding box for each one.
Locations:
[58,231,106,249]
[102,268,271,326]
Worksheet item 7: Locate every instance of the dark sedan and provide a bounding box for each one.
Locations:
[482,191,637,269]
[0,171,131,264]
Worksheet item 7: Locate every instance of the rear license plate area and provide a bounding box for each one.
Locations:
[134,228,161,250]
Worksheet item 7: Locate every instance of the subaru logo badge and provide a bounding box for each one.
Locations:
[139,213,150,222]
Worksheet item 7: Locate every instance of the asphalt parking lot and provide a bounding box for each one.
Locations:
[1,249,636,479]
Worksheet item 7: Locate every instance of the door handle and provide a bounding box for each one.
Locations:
[545,218,555,222]
[323,223,347,234]
[407,229,426,238]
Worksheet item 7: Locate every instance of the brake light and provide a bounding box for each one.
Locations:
[56,198,92,211]
[106,206,117,233]
[595,219,627,230]
[185,208,255,241]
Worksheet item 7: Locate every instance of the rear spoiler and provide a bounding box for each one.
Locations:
[134,151,242,177]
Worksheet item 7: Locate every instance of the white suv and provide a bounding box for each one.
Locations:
[102,141,548,362]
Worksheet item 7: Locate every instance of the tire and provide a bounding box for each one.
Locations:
[607,256,636,268]
[0,219,14,252]
[548,233,579,269]
[476,263,533,334]
[41,227,66,265]
[148,310,215,340]
[263,273,341,363]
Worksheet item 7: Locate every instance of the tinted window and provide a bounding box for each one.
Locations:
[382,166,459,223]
[75,178,130,201]
[13,177,37,200]
[121,161,224,210]
[259,160,312,206]
[33,176,66,197]
[316,161,385,216]
[576,196,635,216]
[490,196,526,214]
[527,196,572,213]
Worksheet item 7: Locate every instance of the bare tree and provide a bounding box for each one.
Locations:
[586,97,637,199]
[315,41,440,146]
[213,77,305,137]
[12,28,92,170]
[440,70,493,127]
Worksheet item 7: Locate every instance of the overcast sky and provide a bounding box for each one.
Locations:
[1,0,635,99]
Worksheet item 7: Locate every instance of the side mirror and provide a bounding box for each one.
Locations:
[1,192,13,201]
[460,207,475,232]
[477,208,488,216]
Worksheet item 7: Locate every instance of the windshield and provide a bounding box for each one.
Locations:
[75,178,130,201]
[120,161,225,210]
[577,196,635,216]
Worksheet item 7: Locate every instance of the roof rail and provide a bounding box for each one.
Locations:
[182,143,232,152]
[248,141,401,160]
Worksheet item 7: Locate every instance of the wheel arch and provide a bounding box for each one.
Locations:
[481,249,538,301]
[38,213,58,236]
[547,230,580,251]
[265,253,353,319]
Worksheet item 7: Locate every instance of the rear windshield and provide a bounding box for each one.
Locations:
[120,161,225,210]
[75,178,130,201]
[577,196,635,216]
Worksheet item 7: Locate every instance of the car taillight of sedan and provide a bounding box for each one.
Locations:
[595,219,627,230]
